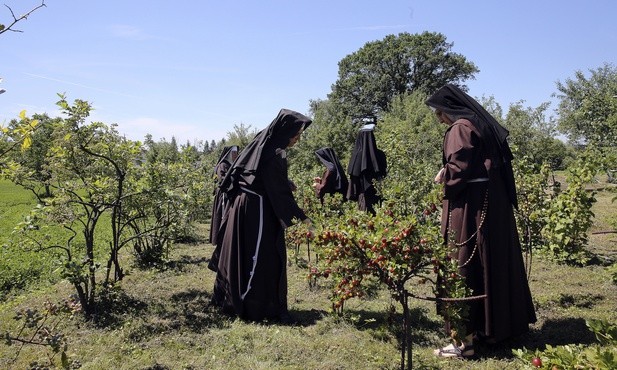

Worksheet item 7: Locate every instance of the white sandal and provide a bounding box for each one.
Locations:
[433,343,474,359]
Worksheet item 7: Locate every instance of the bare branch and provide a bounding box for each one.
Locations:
[0,1,46,35]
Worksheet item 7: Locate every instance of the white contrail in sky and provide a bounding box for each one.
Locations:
[290,24,413,36]
[23,72,142,99]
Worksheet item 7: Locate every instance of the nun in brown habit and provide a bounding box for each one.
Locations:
[426,84,536,358]
[211,109,313,322]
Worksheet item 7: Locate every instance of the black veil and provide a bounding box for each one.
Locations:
[315,147,349,195]
[219,109,312,194]
[426,84,518,208]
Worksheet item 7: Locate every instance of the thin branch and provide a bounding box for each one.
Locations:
[0,1,46,35]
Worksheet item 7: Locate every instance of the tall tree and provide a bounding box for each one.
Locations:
[6,113,59,198]
[504,101,570,170]
[290,98,357,176]
[225,122,258,148]
[556,63,617,147]
[328,31,479,122]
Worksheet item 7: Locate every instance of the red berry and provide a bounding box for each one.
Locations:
[531,357,542,368]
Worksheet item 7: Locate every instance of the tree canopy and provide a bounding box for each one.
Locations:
[556,63,617,147]
[328,31,479,122]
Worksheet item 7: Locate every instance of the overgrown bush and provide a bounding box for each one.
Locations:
[540,150,600,265]
[513,319,617,369]
[1,298,82,369]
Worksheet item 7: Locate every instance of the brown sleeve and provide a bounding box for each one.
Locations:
[443,121,480,200]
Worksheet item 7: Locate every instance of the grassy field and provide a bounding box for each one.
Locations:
[0,180,57,300]
[0,185,615,369]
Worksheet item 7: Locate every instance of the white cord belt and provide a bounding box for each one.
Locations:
[467,177,489,183]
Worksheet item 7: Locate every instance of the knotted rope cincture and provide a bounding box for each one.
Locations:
[447,189,489,268]
[407,291,488,303]
[419,188,491,303]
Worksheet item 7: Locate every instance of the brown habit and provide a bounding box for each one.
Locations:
[427,84,536,343]
[441,119,536,342]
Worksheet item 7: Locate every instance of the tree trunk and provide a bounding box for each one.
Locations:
[400,291,412,370]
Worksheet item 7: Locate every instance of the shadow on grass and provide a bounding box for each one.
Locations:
[287,308,328,326]
[167,288,231,330]
[163,254,210,272]
[133,253,210,272]
[333,306,445,348]
[557,293,604,309]
[89,285,232,341]
[93,286,149,328]
[231,308,328,327]
[142,364,172,370]
[126,288,232,342]
[474,317,597,360]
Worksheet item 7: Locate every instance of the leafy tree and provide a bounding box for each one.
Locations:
[126,154,201,265]
[143,134,180,164]
[224,122,258,148]
[10,96,144,316]
[49,96,141,310]
[540,148,600,265]
[476,95,505,121]
[556,63,617,147]
[139,135,212,253]
[290,98,357,176]
[513,158,556,256]
[505,101,572,170]
[328,31,479,122]
[180,140,200,164]
[0,110,38,170]
[6,113,59,198]
[377,92,443,212]
[304,205,466,370]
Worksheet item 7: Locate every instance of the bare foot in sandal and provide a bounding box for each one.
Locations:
[433,343,474,359]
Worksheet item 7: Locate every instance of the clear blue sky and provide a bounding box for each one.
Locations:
[2,0,616,145]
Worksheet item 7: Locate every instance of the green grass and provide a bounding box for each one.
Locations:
[1,220,616,369]
[0,184,615,369]
[0,180,53,300]
[0,179,120,301]
[0,179,37,239]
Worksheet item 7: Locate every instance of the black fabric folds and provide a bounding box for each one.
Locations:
[347,125,387,194]
[218,109,312,195]
[213,145,238,175]
[345,125,387,214]
[315,147,348,195]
